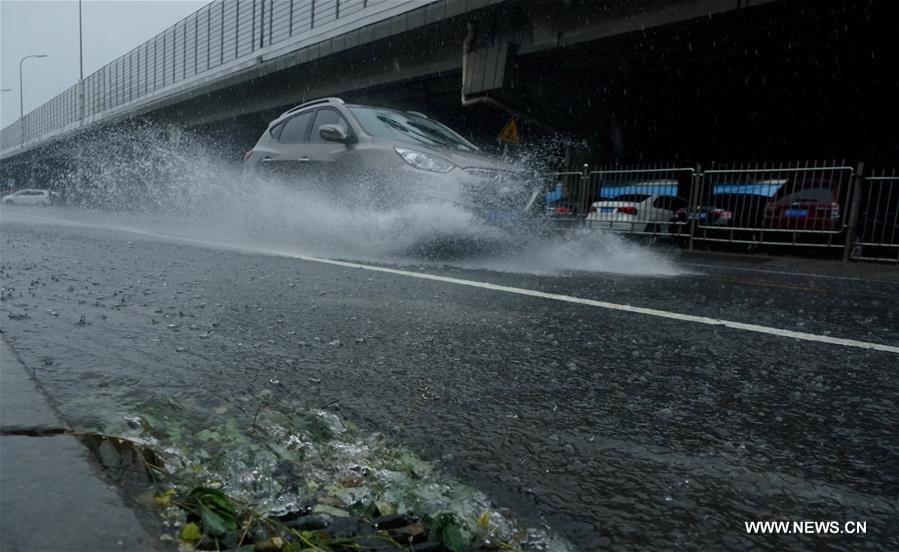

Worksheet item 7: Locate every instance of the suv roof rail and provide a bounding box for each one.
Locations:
[280,97,344,118]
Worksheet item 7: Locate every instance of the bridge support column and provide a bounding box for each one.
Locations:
[460,20,557,134]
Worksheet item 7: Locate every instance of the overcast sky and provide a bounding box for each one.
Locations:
[1,0,209,128]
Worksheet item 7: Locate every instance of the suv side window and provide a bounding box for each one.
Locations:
[310,108,348,143]
[278,111,314,144]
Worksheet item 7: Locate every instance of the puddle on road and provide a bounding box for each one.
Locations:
[1,198,686,280]
[0,120,685,279]
[61,389,574,551]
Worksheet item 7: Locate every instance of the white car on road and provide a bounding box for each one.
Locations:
[1,189,56,206]
[586,193,687,232]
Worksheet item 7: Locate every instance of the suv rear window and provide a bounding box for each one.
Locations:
[277,111,314,144]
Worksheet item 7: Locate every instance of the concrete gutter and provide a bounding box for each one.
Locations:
[0,337,163,551]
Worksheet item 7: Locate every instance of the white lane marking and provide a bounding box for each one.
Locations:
[686,262,899,285]
[285,256,899,354]
[6,211,899,354]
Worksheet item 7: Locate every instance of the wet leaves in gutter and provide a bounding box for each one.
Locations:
[70,393,572,551]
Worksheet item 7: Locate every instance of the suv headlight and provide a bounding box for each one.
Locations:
[395,147,455,173]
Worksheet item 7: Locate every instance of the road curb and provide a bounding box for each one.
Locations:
[0,339,69,434]
[0,337,164,551]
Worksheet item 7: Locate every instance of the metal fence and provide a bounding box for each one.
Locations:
[544,162,899,262]
[851,169,899,262]
[584,167,695,237]
[541,169,588,228]
[1,0,434,153]
[696,164,856,250]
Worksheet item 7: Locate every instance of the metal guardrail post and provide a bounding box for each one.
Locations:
[581,163,590,216]
[194,14,199,75]
[288,0,294,36]
[162,31,167,88]
[843,162,864,262]
[688,164,701,251]
[221,1,225,66]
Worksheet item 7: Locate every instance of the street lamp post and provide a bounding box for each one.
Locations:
[79,0,84,81]
[19,54,48,146]
[78,0,85,123]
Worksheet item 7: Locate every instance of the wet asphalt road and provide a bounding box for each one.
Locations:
[1,207,897,551]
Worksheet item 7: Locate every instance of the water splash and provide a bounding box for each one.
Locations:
[41,121,684,277]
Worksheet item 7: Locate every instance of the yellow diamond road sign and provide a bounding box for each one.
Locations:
[497,118,520,144]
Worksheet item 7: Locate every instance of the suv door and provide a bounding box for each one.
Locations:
[258,110,315,185]
[304,107,353,183]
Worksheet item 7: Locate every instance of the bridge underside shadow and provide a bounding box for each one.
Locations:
[3,0,896,189]
[136,0,899,168]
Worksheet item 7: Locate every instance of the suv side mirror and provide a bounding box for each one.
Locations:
[319,124,349,144]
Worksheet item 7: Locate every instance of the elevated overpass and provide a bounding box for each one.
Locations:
[1,1,779,157]
[1,0,896,182]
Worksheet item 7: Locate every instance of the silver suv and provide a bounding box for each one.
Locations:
[244,98,541,224]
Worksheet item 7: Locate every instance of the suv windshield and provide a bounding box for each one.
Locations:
[348,106,477,152]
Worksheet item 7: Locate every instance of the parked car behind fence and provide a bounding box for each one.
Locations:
[762,179,843,232]
[541,163,897,261]
[587,192,688,233]
[0,189,56,206]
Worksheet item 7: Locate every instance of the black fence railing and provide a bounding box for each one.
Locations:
[543,162,899,263]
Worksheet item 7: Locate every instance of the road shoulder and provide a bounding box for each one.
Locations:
[0,338,163,551]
